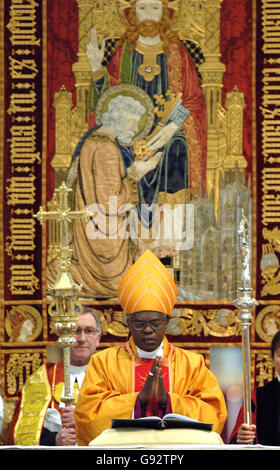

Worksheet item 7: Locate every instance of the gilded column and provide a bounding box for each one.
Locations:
[72,0,94,126]
[51,86,73,179]
[199,0,226,128]
[224,86,247,181]
[199,0,226,219]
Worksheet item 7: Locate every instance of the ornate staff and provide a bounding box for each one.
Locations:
[34,182,92,406]
[233,211,258,425]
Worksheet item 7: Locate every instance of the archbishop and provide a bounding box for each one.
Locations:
[75,250,227,445]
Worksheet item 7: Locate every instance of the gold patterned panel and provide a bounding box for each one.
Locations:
[261,224,280,296]
[0,399,17,446]
[5,351,44,396]
[86,306,241,338]
[255,351,274,388]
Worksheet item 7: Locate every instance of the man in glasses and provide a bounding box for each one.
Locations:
[75,250,227,445]
[6,308,101,446]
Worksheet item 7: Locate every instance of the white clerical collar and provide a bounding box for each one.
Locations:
[69,364,87,388]
[136,341,164,359]
[69,364,87,375]
[59,364,87,408]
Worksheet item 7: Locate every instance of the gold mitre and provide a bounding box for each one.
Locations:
[117,250,177,316]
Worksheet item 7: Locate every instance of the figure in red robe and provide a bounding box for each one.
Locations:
[86,0,207,205]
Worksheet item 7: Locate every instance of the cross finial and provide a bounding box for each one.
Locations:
[34,182,92,269]
[34,182,93,406]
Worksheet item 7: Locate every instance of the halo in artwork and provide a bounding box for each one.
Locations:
[5,305,43,343]
[255,305,280,342]
[95,84,155,145]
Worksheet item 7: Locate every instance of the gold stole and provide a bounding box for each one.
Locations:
[14,365,52,445]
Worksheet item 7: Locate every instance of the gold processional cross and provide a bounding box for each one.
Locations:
[34,181,92,405]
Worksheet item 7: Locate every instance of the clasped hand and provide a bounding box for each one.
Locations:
[138,356,168,407]
[55,406,77,446]
[236,423,256,444]
[129,151,162,181]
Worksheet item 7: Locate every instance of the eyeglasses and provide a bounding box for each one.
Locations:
[130,320,166,331]
[75,327,99,337]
